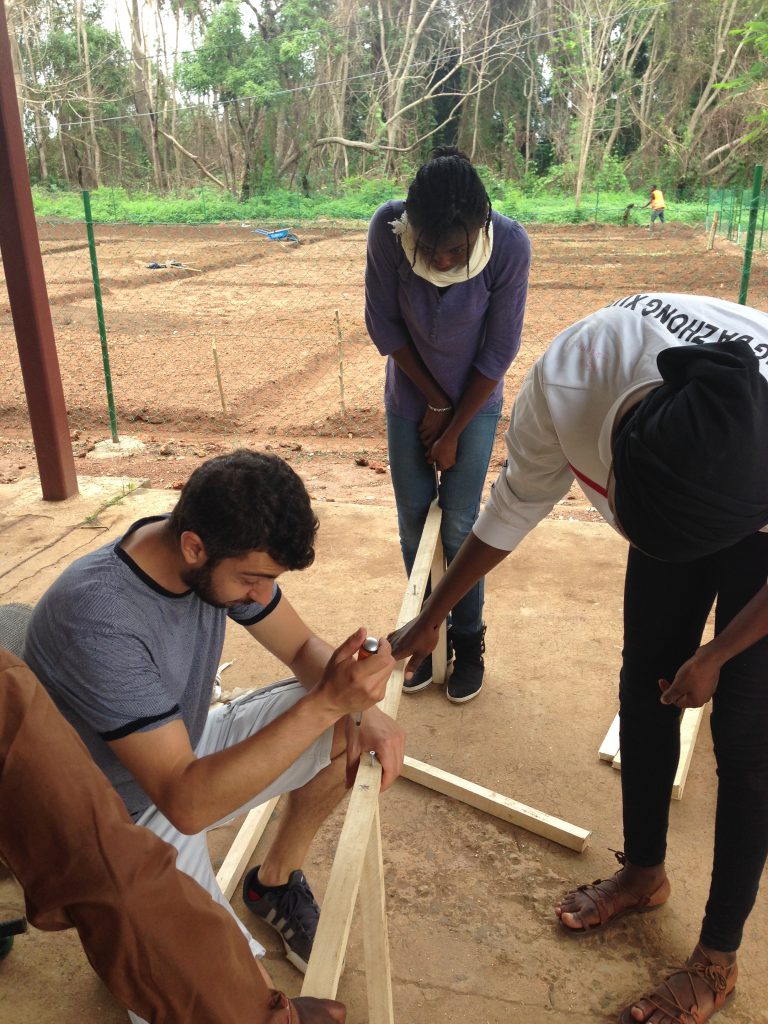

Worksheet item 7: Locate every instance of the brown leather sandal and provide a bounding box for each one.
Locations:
[618,952,737,1023]
[558,851,670,936]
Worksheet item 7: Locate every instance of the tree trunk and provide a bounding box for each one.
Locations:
[76,0,100,186]
[130,0,164,189]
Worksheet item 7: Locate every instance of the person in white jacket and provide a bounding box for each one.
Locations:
[390,293,768,1024]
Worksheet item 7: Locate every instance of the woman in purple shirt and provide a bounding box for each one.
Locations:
[365,147,530,703]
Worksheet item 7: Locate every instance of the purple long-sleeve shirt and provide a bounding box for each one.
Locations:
[365,200,531,421]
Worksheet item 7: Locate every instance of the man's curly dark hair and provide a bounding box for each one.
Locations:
[168,449,318,569]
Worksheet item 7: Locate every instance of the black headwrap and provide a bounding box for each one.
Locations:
[612,340,768,562]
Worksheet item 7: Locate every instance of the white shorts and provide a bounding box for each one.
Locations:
[128,681,333,1024]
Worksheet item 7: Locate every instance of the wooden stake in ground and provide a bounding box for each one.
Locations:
[707,210,720,251]
[212,340,228,415]
[334,309,346,417]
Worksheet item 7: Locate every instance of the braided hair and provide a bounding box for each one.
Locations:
[404,146,491,274]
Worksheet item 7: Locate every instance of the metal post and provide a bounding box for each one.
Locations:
[82,190,119,441]
[0,0,77,499]
[759,190,767,251]
[738,165,763,305]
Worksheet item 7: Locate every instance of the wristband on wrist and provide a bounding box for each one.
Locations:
[427,403,452,413]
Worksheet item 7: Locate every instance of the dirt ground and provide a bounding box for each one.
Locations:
[0,219,766,502]
[0,480,766,1024]
[1,223,767,1022]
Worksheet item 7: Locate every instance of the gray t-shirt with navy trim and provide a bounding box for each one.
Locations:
[24,516,279,816]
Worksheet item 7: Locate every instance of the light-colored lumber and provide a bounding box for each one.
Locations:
[672,705,704,800]
[359,803,395,1024]
[598,712,620,761]
[301,756,383,999]
[302,501,444,1001]
[215,797,279,899]
[707,210,720,251]
[379,498,442,721]
[609,706,704,799]
[430,531,448,685]
[401,755,591,853]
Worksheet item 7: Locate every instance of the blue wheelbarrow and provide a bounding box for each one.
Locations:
[252,227,300,244]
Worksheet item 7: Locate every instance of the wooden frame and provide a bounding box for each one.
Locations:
[221,499,591,1020]
[401,756,590,852]
[600,706,705,800]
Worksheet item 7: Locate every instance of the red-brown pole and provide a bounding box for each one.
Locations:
[0,0,78,499]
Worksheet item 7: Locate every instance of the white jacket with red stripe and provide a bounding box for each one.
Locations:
[474,293,768,552]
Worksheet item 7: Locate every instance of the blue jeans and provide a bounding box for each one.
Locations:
[386,406,500,637]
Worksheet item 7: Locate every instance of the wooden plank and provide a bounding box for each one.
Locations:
[215,797,279,900]
[598,712,620,762]
[301,757,383,999]
[401,755,591,853]
[609,707,704,798]
[430,530,448,686]
[379,499,442,722]
[672,706,704,800]
[359,803,395,1024]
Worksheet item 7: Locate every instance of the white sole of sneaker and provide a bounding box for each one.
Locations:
[445,683,483,704]
[282,939,309,973]
[402,674,433,693]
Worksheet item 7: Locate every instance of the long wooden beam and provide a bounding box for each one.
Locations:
[672,705,704,800]
[215,797,279,899]
[301,499,443,1003]
[598,712,620,762]
[401,756,591,853]
[300,756,384,998]
[0,0,78,499]
[606,706,704,801]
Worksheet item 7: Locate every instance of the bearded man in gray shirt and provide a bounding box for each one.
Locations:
[25,450,402,1018]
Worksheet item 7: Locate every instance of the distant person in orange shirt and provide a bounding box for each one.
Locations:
[642,185,666,229]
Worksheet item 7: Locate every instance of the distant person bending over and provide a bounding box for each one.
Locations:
[0,645,345,1024]
[390,293,768,1024]
[365,146,530,704]
[24,450,403,1024]
[642,184,666,228]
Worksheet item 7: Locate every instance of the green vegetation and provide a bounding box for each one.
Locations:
[32,181,709,228]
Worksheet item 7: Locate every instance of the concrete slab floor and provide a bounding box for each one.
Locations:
[0,478,765,1023]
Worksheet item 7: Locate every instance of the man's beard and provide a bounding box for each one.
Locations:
[181,563,233,608]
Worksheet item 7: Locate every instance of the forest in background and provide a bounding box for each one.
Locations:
[6,0,768,207]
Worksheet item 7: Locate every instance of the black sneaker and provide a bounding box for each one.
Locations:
[402,637,455,693]
[446,625,486,703]
[402,654,434,692]
[242,866,320,973]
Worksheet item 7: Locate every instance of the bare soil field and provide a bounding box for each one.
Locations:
[2,223,768,1022]
[1,219,766,503]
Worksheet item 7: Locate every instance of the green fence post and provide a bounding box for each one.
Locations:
[759,190,767,251]
[738,165,763,305]
[81,190,119,442]
[594,186,600,224]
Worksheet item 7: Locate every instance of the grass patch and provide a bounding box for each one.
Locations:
[31,181,709,229]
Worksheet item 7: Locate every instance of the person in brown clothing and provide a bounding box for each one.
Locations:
[0,645,345,1024]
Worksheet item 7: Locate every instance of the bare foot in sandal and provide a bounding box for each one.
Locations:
[556,851,670,934]
[619,943,737,1023]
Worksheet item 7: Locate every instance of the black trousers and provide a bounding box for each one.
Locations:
[619,532,768,952]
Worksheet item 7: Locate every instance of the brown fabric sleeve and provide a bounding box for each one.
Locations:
[0,648,280,1024]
